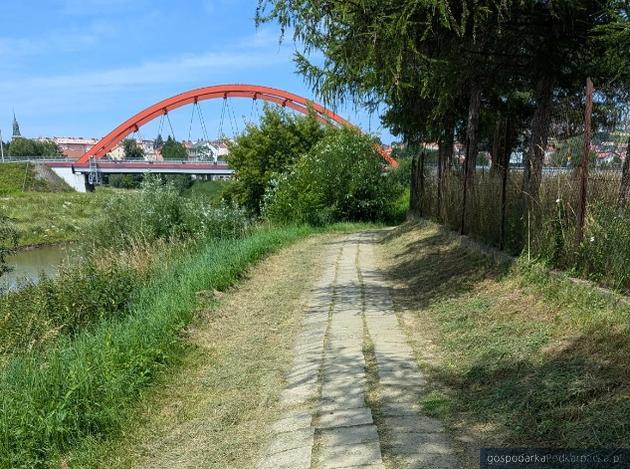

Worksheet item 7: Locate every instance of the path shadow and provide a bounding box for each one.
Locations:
[375,222,630,448]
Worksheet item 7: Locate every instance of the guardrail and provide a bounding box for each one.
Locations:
[0,157,228,165]
[0,156,76,163]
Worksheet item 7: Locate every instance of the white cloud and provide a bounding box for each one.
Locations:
[57,0,144,16]
[1,50,287,90]
[0,44,294,119]
[0,32,98,59]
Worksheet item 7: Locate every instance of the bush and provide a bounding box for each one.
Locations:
[107,174,142,189]
[86,176,250,250]
[226,106,331,214]
[264,130,397,225]
[0,214,19,278]
[186,179,232,205]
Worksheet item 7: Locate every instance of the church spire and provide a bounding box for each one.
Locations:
[12,111,21,139]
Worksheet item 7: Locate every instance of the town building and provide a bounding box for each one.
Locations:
[48,137,99,159]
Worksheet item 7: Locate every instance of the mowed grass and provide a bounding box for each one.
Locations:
[379,221,630,450]
[0,225,317,468]
[0,189,121,247]
[63,234,337,468]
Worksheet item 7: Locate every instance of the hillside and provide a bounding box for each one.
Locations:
[0,163,71,195]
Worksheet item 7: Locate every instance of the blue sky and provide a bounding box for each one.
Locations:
[0,0,394,144]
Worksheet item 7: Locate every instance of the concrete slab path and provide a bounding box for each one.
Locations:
[259,233,460,469]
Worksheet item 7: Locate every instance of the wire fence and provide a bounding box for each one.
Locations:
[412,80,629,292]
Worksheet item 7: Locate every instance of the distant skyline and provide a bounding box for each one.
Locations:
[0,0,395,144]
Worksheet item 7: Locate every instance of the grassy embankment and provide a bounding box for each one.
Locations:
[0,225,310,467]
[0,163,120,247]
[380,221,629,456]
[65,234,338,468]
[0,219,368,468]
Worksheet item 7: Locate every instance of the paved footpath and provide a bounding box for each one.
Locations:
[259,233,459,469]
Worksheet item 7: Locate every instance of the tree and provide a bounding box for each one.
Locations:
[226,105,330,214]
[161,136,188,160]
[7,138,63,157]
[264,129,395,224]
[123,139,145,160]
[153,134,164,150]
[259,0,629,227]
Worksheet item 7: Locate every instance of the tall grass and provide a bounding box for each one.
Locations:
[0,225,315,468]
[0,163,70,195]
[0,243,163,355]
[0,178,252,357]
[0,190,118,247]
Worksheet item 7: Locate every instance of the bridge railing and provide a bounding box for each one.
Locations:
[0,156,76,163]
[0,156,229,165]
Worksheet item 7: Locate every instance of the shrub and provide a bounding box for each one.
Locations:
[0,214,19,278]
[226,106,331,214]
[264,130,397,225]
[107,174,142,189]
[85,176,250,250]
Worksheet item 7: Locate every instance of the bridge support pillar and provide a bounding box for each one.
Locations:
[85,175,95,192]
[48,166,88,192]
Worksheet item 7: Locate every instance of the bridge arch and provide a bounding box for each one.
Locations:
[77,84,397,166]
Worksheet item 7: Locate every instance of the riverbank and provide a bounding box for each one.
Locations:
[64,232,339,468]
[0,162,70,195]
[0,218,372,467]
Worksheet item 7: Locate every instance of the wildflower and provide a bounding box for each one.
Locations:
[590,236,595,242]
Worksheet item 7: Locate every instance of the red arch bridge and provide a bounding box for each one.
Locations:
[43,84,397,192]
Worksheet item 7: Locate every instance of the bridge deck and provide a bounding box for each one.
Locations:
[46,161,233,175]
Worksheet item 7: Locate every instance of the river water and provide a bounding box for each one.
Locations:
[2,245,71,291]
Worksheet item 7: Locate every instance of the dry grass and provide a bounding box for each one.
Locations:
[376,221,630,456]
[63,234,339,468]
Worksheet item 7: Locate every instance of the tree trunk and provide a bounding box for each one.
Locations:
[409,151,419,217]
[418,150,426,217]
[575,77,593,246]
[499,117,516,250]
[523,76,554,208]
[461,86,481,234]
[409,148,425,218]
[491,114,506,177]
[437,116,454,221]
[465,87,482,177]
[619,136,630,208]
